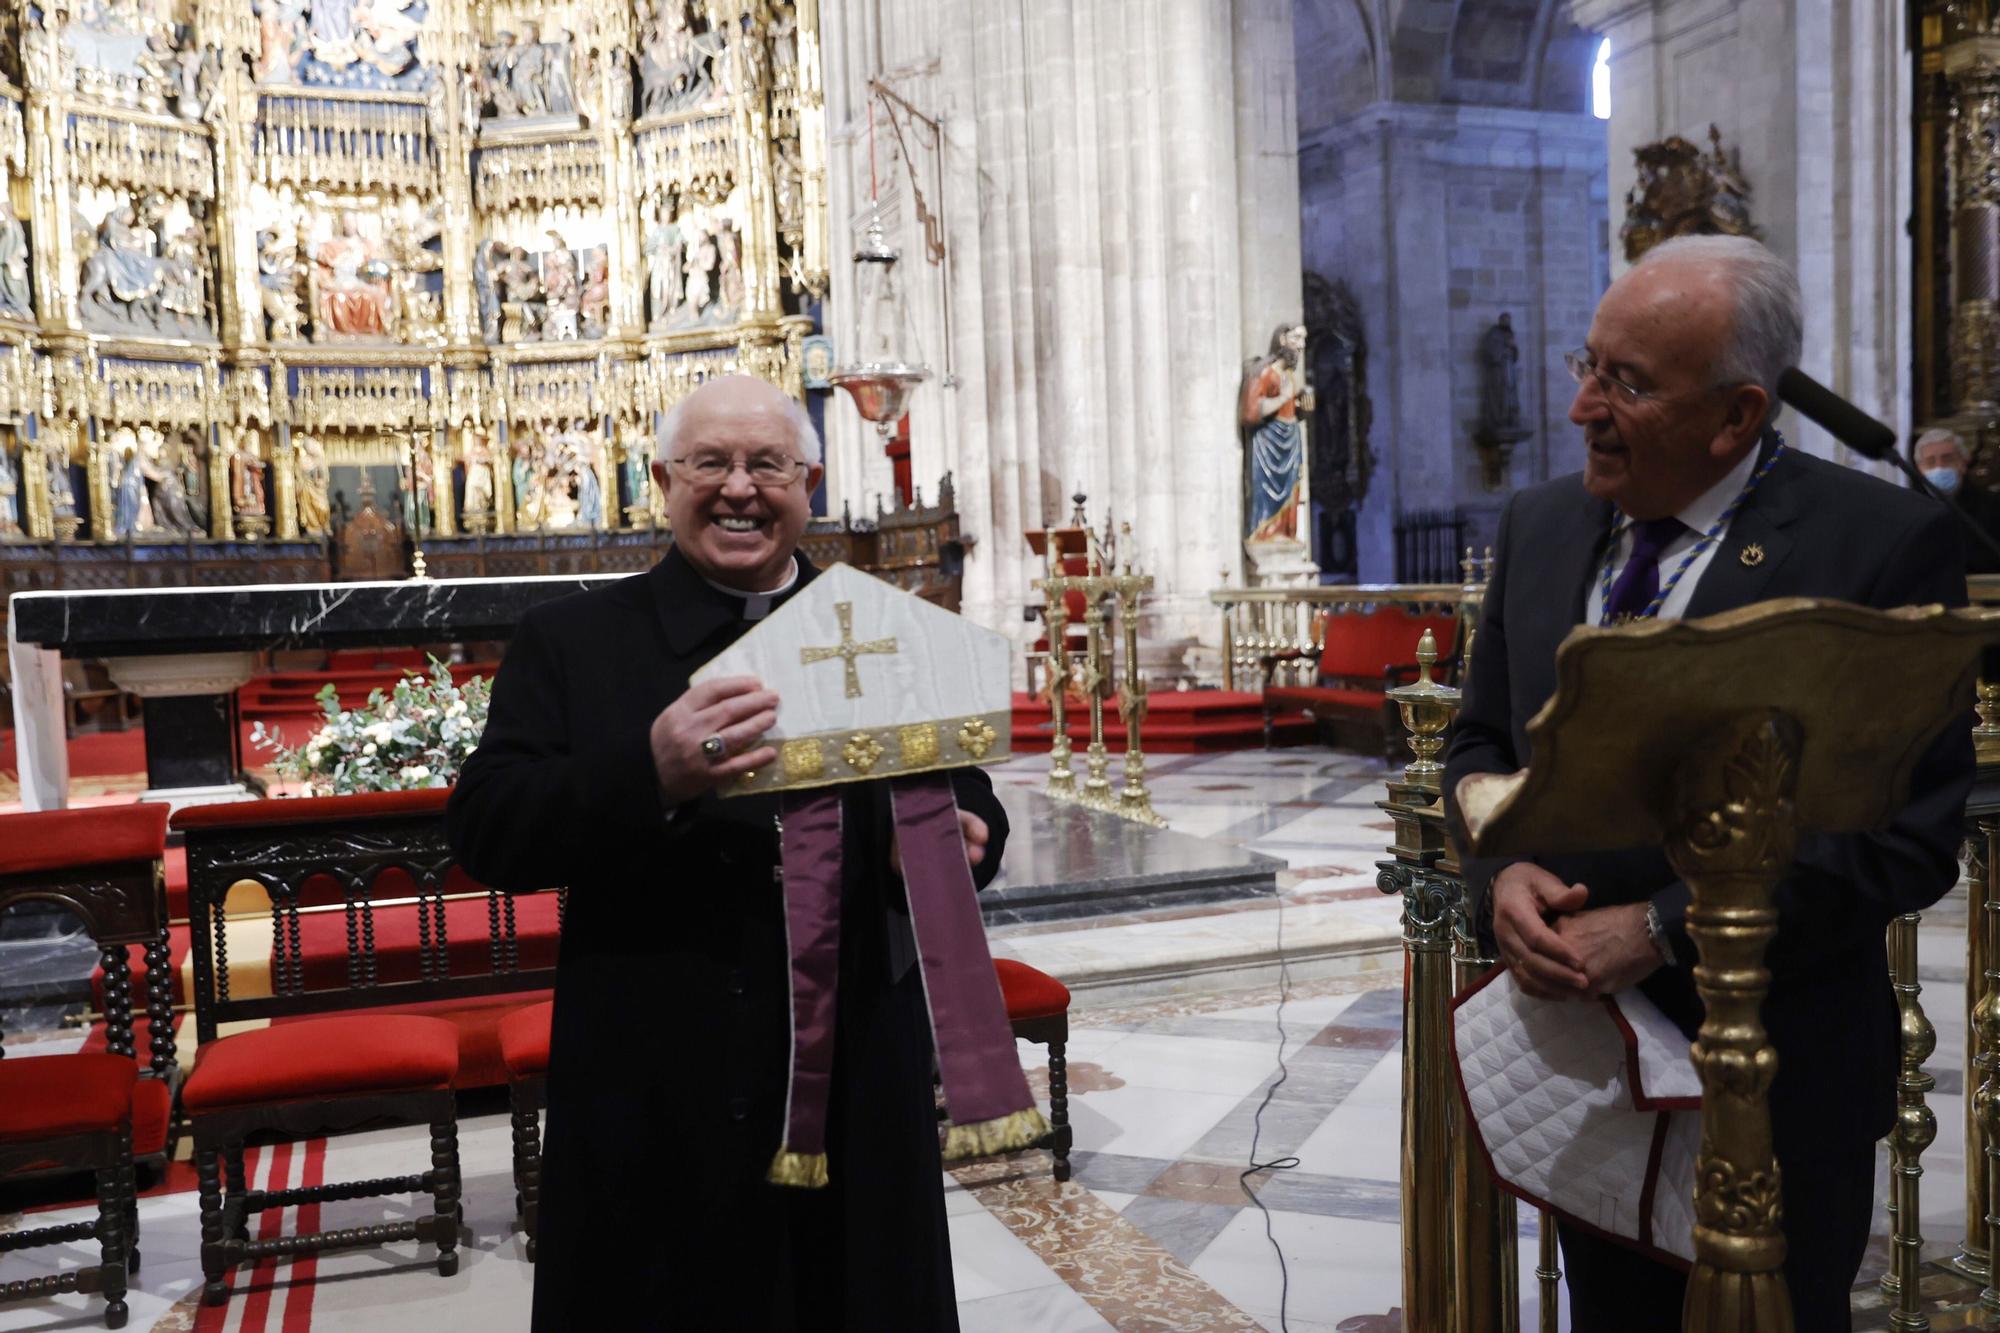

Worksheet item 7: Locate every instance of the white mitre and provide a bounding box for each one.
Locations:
[691,562,1013,794]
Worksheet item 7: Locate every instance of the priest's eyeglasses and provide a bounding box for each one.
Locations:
[669,452,810,487]
[1563,349,1652,405]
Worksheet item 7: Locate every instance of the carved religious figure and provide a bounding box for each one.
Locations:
[1478,313,1521,435]
[0,201,34,319]
[1239,324,1311,544]
[311,214,393,339]
[136,425,200,534]
[644,211,683,330]
[111,429,154,538]
[638,2,722,116]
[158,225,209,333]
[1621,125,1759,264]
[387,210,444,339]
[496,245,546,341]
[66,0,206,121]
[348,0,422,77]
[177,429,210,531]
[579,249,610,338]
[0,444,18,535]
[541,236,581,341]
[254,0,309,83]
[564,426,603,529]
[295,434,331,534]
[47,444,77,523]
[230,432,267,518]
[473,238,503,341]
[717,222,744,316]
[258,226,307,340]
[682,228,719,321]
[79,203,166,335]
[399,448,434,534]
[462,432,495,521]
[511,435,541,529]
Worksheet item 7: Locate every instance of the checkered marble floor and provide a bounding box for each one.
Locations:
[1,750,1985,1329]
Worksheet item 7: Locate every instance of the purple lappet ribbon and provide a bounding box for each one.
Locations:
[767,775,1046,1188]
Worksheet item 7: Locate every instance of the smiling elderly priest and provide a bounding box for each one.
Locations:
[447,375,1016,1330]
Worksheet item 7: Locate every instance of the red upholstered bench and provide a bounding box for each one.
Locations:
[1261,605,1461,759]
[995,959,1072,1182]
[498,999,554,1260]
[0,801,175,1330]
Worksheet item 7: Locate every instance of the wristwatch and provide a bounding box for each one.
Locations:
[1645,903,1677,966]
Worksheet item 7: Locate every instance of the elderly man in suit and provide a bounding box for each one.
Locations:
[1444,235,1973,1330]
[448,375,1008,1330]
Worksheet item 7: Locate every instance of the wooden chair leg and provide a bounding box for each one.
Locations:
[223,1143,249,1241]
[93,1161,129,1329]
[510,1088,542,1263]
[120,1146,140,1274]
[195,1145,229,1307]
[429,1118,461,1277]
[1047,1036,1072,1183]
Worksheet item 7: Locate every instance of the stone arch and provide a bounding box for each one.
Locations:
[1296,0,1383,136]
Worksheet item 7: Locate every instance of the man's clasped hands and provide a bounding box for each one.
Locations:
[1491,861,1666,1000]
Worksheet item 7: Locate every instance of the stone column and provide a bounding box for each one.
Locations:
[1947,37,2000,421]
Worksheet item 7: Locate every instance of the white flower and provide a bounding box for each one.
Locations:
[362,742,378,756]
[400,765,430,782]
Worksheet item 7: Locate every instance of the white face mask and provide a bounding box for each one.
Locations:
[1925,466,1963,496]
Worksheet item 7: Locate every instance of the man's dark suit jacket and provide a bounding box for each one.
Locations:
[446,546,1009,1329]
[1444,437,1973,1157]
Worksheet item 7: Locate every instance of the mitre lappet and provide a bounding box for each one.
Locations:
[691,562,1044,1188]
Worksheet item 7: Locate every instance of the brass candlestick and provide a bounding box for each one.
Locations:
[1039,539,1076,798]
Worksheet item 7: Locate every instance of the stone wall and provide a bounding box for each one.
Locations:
[1569,0,1911,471]
[1300,104,1608,577]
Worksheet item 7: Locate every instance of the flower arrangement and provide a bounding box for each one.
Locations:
[250,657,491,796]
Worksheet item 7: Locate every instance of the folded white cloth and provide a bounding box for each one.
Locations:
[1453,968,1700,1266]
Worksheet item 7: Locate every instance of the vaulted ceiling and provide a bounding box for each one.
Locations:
[1296,0,1600,139]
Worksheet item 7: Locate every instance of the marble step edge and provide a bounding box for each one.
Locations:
[995,916,1403,1010]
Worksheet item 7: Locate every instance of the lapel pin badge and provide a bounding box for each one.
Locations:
[1739,542,1765,568]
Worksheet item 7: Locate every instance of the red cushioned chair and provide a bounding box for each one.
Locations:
[498,998,553,1260]
[0,802,175,1330]
[173,791,492,1308]
[996,959,1072,1182]
[1260,605,1463,759]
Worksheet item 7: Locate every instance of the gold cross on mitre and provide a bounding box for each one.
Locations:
[800,601,898,698]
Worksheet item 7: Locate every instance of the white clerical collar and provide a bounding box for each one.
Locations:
[1667,442,1762,537]
[701,557,800,621]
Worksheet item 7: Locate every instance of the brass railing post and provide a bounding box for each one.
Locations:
[1882,911,1936,1331]
[1380,630,1463,1332]
[1962,675,2000,1284]
[1450,873,1518,1332]
[1535,1219,1560,1333]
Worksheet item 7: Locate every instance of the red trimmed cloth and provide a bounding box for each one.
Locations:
[498,1001,554,1079]
[0,1054,138,1140]
[182,1015,459,1112]
[995,959,1070,1022]
[0,804,170,878]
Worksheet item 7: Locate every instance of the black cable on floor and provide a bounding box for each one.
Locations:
[1241,882,1301,1333]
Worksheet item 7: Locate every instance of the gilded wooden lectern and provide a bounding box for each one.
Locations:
[1456,599,1997,1333]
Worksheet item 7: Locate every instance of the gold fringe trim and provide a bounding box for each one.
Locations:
[941,1107,1053,1162]
[766,1149,830,1189]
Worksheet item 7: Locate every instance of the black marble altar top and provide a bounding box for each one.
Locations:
[979,784,1280,924]
[9,574,629,657]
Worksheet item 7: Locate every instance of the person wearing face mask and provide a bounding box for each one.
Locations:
[1915,426,2000,573]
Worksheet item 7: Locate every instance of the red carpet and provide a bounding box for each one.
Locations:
[1008,690,1313,753]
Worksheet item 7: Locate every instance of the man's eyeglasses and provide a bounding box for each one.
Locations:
[669,452,810,487]
[1563,349,1652,405]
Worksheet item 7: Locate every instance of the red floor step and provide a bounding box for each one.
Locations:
[1007,690,1315,753]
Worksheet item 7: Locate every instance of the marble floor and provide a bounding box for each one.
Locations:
[0,748,1989,1329]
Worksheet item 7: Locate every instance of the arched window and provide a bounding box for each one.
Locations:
[1592,38,1612,120]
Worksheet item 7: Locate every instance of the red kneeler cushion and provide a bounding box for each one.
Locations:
[0,803,169,877]
[182,1015,459,1113]
[498,1001,554,1079]
[0,1055,137,1141]
[995,960,1070,1022]
[269,991,553,1090]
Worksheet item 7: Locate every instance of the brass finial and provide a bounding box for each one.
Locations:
[1415,627,1438,685]
[410,546,430,581]
[1460,544,1478,584]
[1976,677,2000,763]
[1386,626,1462,791]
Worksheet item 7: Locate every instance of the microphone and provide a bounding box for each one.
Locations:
[1775,367,1896,461]
[1776,365,2000,567]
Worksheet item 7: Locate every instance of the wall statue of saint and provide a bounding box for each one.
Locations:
[311,214,394,339]
[1238,324,1311,544]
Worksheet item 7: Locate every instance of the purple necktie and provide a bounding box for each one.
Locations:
[1603,516,1686,622]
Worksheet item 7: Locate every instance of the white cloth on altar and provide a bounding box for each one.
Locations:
[691,561,1010,741]
[7,611,67,809]
[1453,968,1701,1265]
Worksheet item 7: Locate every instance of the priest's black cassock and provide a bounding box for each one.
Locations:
[447,546,1009,1329]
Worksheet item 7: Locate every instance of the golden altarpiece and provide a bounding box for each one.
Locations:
[0,0,903,598]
